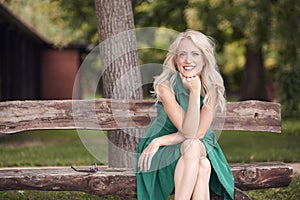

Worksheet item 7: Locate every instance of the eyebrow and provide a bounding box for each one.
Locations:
[177,50,201,53]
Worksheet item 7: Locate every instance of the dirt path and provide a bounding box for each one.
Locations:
[289,163,300,175]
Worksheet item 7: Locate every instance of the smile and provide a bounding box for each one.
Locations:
[183,66,196,71]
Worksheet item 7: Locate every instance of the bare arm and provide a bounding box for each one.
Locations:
[159,76,201,138]
[181,89,201,138]
[195,91,217,139]
[154,132,186,146]
[195,103,215,139]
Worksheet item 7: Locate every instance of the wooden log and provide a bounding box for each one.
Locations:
[231,162,293,190]
[0,162,292,198]
[0,99,281,134]
[0,166,136,198]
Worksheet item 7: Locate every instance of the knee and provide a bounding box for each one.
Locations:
[199,158,211,174]
[180,139,207,160]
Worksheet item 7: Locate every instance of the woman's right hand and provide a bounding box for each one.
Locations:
[180,74,201,93]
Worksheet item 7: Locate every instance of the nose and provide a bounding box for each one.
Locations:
[185,54,192,63]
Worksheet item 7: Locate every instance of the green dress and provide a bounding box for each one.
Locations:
[136,74,234,200]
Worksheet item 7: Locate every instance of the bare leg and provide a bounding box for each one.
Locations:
[191,157,211,200]
[174,139,207,200]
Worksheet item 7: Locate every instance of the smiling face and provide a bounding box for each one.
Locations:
[175,38,205,78]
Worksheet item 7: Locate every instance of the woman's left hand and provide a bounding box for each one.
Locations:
[138,138,160,172]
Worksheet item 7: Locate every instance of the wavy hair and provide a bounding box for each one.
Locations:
[153,30,226,112]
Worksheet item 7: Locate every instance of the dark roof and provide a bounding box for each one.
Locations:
[0,2,52,46]
[0,2,88,50]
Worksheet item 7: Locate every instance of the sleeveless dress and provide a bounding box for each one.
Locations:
[135,74,234,200]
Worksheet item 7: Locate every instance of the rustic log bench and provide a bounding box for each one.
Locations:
[0,99,293,199]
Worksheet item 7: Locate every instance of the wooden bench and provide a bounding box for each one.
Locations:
[0,99,293,199]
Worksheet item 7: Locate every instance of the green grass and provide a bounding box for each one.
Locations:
[219,118,300,163]
[0,130,100,167]
[0,119,299,166]
[0,118,299,199]
[246,175,300,200]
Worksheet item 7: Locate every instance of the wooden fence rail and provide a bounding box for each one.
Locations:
[0,162,292,199]
[0,99,281,134]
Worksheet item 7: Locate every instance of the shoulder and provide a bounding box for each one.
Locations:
[157,80,175,101]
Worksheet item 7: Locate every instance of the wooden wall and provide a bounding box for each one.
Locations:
[0,3,86,101]
[41,49,81,100]
[0,22,42,101]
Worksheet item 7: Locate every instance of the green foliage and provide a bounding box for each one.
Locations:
[51,0,98,44]
[1,0,97,45]
[133,0,188,32]
[273,0,300,118]
[189,0,275,48]
[276,66,300,118]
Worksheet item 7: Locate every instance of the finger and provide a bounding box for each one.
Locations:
[138,155,143,171]
[138,154,145,171]
[147,153,154,171]
[143,154,149,171]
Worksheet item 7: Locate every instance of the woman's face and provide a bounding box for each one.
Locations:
[175,38,205,78]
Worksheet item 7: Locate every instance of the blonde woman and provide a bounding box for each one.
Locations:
[136,30,234,200]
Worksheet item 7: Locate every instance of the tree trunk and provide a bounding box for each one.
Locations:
[241,44,269,101]
[94,0,143,168]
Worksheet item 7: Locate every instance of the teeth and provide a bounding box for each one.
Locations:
[184,66,195,70]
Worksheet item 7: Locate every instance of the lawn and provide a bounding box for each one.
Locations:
[0,118,299,199]
[219,118,300,163]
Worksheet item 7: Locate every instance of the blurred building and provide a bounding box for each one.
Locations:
[0,3,88,101]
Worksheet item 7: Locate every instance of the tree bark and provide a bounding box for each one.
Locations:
[94,0,143,168]
[241,44,269,101]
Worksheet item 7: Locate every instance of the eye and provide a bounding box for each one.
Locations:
[178,52,187,58]
[191,52,200,57]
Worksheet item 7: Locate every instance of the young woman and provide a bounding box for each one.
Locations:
[136,30,234,200]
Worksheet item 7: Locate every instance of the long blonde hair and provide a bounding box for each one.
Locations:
[153,30,226,112]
